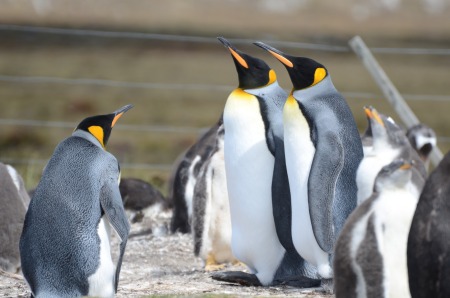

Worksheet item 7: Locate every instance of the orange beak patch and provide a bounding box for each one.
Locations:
[268,50,293,68]
[112,112,123,128]
[229,48,248,69]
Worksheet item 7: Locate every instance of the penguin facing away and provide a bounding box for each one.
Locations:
[169,116,223,234]
[407,150,450,298]
[254,42,363,281]
[356,106,426,205]
[212,37,319,287]
[0,162,30,273]
[334,159,418,298]
[192,123,236,270]
[20,105,132,298]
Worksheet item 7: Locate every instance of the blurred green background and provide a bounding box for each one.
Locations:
[0,0,449,194]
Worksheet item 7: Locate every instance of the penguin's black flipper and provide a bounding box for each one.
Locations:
[309,131,344,253]
[210,271,262,287]
[100,180,130,292]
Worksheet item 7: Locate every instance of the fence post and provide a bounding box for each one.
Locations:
[349,35,443,167]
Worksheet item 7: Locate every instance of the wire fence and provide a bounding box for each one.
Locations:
[1,24,449,170]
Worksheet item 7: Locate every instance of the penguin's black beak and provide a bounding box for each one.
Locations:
[217,37,249,69]
[254,41,294,68]
[112,104,133,128]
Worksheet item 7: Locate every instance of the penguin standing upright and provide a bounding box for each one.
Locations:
[0,162,30,273]
[192,123,236,270]
[407,151,450,298]
[169,117,222,234]
[212,37,319,287]
[356,106,426,204]
[334,159,418,298]
[20,105,132,298]
[255,42,363,282]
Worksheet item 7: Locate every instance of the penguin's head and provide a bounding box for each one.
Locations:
[406,123,437,162]
[254,41,327,91]
[74,104,133,148]
[217,37,276,90]
[374,159,413,191]
[365,106,407,150]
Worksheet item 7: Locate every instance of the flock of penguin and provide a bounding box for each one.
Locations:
[0,36,447,298]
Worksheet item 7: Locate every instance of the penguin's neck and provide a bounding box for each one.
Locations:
[72,130,104,149]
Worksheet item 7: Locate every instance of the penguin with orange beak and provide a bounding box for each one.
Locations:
[20,105,132,298]
[255,42,363,288]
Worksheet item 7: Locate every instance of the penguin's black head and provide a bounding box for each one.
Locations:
[217,37,276,90]
[254,41,327,90]
[75,104,133,148]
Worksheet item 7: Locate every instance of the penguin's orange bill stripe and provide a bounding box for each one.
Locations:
[111,112,123,127]
[229,48,248,69]
[400,164,412,170]
[268,50,293,68]
[372,110,385,127]
[364,108,373,119]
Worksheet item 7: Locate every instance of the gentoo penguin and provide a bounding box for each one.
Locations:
[192,123,236,270]
[356,106,426,204]
[0,163,30,273]
[169,116,223,234]
[407,150,450,298]
[254,42,363,283]
[406,123,437,169]
[334,159,418,298]
[20,105,132,298]
[212,37,319,287]
[120,177,168,223]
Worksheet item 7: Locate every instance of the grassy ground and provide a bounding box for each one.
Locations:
[0,1,449,192]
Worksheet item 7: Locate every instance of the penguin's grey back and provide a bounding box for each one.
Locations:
[0,163,29,273]
[20,136,119,297]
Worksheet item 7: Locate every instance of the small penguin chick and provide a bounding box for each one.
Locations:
[406,123,437,165]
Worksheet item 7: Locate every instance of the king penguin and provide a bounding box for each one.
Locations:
[169,116,223,234]
[356,106,426,204]
[212,37,319,287]
[254,42,363,284]
[334,159,418,298]
[407,150,450,298]
[19,105,132,298]
[192,123,236,270]
[0,162,30,273]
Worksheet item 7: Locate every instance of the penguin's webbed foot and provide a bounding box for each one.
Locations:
[272,275,321,288]
[210,271,262,287]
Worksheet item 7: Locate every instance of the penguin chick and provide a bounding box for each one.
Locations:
[169,116,223,234]
[192,124,236,270]
[0,163,30,273]
[20,105,132,298]
[213,37,319,287]
[254,41,363,284]
[356,106,426,205]
[334,159,418,298]
[120,177,168,223]
[406,123,437,169]
[407,150,450,298]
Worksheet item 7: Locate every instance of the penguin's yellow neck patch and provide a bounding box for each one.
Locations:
[230,88,254,100]
[267,69,277,85]
[88,125,105,148]
[312,67,327,86]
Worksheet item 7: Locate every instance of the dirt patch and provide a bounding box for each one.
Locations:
[0,209,332,297]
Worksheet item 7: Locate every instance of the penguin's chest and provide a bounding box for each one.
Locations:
[87,216,115,298]
[223,90,274,214]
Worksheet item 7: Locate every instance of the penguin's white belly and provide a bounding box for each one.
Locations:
[356,146,401,204]
[283,102,331,278]
[88,216,115,298]
[374,190,416,298]
[224,91,285,285]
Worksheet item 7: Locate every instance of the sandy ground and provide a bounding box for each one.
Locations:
[0,208,333,298]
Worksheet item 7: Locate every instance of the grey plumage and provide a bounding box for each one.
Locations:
[0,163,30,273]
[406,123,437,169]
[408,150,450,298]
[20,105,131,297]
[335,159,418,298]
[169,116,223,234]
